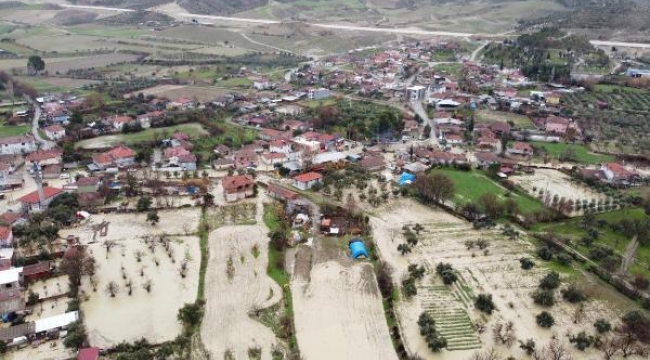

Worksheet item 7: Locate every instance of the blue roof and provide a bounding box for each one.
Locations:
[398,172,415,185]
[349,240,368,259]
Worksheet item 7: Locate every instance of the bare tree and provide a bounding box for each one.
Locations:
[534,340,572,360]
[105,281,120,297]
[142,279,153,293]
[469,347,500,360]
[60,246,96,287]
[492,320,516,347]
[125,278,133,296]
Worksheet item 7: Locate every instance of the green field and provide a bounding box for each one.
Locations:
[533,208,650,278]
[0,124,30,137]
[529,141,614,165]
[431,168,544,214]
[476,109,534,129]
[75,123,208,149]
[214,77,252,88]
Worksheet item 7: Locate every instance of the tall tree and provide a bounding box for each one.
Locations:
[27,55,45,75]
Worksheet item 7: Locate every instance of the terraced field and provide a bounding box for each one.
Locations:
[419,281,481,351]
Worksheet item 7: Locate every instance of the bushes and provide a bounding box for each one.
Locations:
[417,312,447,352]
[402,263,426,298]
[536,311,555,328]
[537,246,554,261]
[561,285,587,303]
[519,257,535,270]
[475,293,495,315]
[568,331,594,351]
[532,289,555,306]
[436,263,458,285]
[594,319,611,334]
[539,271,561,290]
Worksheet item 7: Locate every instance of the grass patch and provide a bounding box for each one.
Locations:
[194,121,257,165]
[75,123,208,149]
[214,77,252,88]
[529,141,614,165]
[262,204,297,350]
[533,208,650,278]
[300,99,336,108]
[0,124,30,138]
[475,109,534,129]
[430,168,544,214]
[197,213,209,301]
[432,63,463,77]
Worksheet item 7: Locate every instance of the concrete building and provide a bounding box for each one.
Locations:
[293,172,323,190]
[308,88,330,100]
[0,135,37,155]
[406,85,426,102]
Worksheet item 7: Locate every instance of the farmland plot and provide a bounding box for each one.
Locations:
[291,238,397,360]
[510,168,607,215]
[371,199,625,360]
[201,199,283,359]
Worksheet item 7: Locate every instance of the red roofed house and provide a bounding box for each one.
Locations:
[0,226,12,247]
[25,149,63,167]
[293,172,323,190]
[162,147,197,171]
[507,141,534,156]
[221,175,255,202]
[92,146,136,170]
[601,163,640,185]
[108,115,133,131]
[77,347,100,360]
[43,125,66,140]
[168,97,195,110]
[17,186,63,213]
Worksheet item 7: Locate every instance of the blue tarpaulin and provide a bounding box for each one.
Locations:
[349,238,369,259]
[398,172,415,185]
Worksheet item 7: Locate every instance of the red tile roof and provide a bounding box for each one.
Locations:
[222,175,254,193]
[293,172,323,183]
[26,149,62,162]
[44,125,65,133]
[0,212,20,226]
[107,146,135,159]
[17,187,63,204]
[77,347,99,360]
[76,177,101,186]
[0,226,10,241]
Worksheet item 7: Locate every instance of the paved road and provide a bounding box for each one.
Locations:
[57,3,650,49]
[29,101,55,150]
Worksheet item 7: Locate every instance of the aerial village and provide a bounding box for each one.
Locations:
[0,33,648,360]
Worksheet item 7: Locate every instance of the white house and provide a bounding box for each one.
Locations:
[308,88,330,100]
[269,140,292,154]
[253,78,273,90]
[293,172,323,190]
[43,125,65,140]
[406,85,426,102]
[0,226,13,247]
[0,135,37,155]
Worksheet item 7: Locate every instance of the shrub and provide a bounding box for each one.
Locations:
[539,271,561,290]
[475,293,495,315]
[519,257,535,270]
[407,264,426,280]
[417,312,447,352]
[536,311,555,328]
[568,331,594,351]
[561,285,587,303]
[136,196,152,212]
[532,289,555,307]
[556,253,572,266]
[519,339,536,355]
[402,278,417,298]
[594,319,611,334]
[436,263,458,285]
[537,246,553,261]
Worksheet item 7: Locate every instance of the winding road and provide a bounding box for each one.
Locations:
[28,100,55,150]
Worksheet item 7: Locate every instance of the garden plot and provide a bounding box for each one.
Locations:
[205,202,257,229]
[59,209,202,347]
[370,199,624,360]
[79,234,199,347]
[291,238,397,360]
[510,168,606,215]
[201,221,282,360]
[59,209,201,244]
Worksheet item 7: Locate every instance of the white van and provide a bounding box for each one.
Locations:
[59,173,70,180]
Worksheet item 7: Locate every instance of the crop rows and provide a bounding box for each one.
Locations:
[419,285,482,351]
